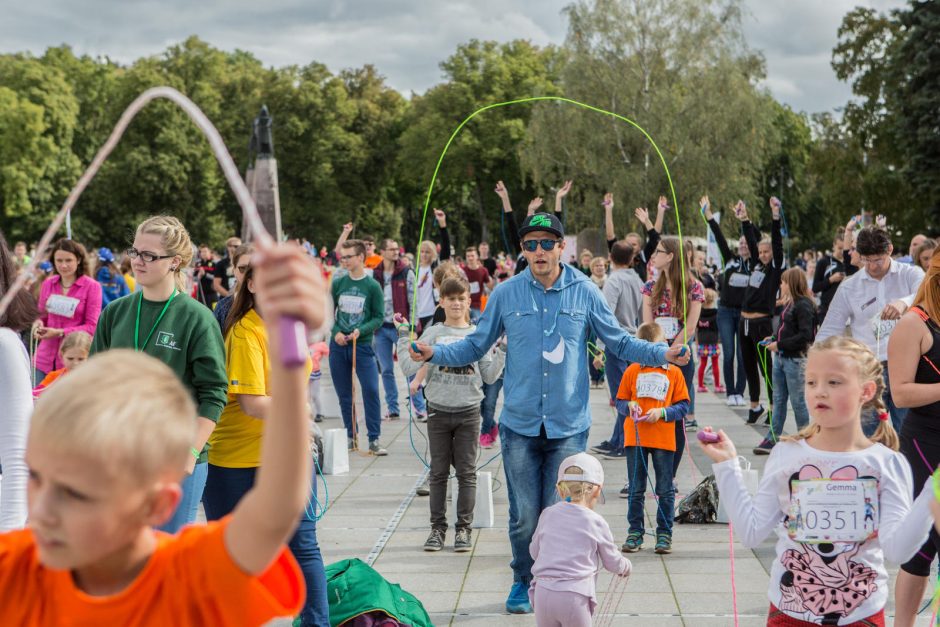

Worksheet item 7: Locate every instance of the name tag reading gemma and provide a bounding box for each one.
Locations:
[728,272,749,288]
[45,294,80,318]
[636,372,670,402]
[338,294,365,315]
[787,478,878,543]
[655,316,680,340]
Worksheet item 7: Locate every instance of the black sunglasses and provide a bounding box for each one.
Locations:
[522,239,560,252]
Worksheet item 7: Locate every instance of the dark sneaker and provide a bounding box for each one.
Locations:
[415,478,430,496]
[590,440,613,454]
[684,419,699,432]
[314,414,324,423]
[622,531,643,553]
[415,411,428,423]
[423,528,445,552]
[369,439,388,456]
[454,528,472,552]
[619,484,630,498]
[603,448,627,460]
[654,534,673,554]
[746,406,765,424]
[753,438,775,455]
[505,582,533,614]
[386,412,400,421]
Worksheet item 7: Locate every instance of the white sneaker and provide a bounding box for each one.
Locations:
[734,395,746,407]
[726,395,737,407]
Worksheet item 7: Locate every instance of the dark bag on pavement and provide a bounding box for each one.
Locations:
[674,475,719,524]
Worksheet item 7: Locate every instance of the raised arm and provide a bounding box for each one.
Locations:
[227,245,327,575]
[635,207,660,262]
[334,222,354,256]
[604,192,615,245]
[702,196,733,265]
[554,180,572,228]
[769,197,783,267]
[654,196,667,233]
[734,201,759,261]
[434,209,451,261]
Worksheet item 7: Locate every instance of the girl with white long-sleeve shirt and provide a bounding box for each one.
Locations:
[699,336,932,626]
[0,233,38,531]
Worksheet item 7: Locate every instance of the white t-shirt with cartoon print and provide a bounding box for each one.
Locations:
[713,440,932,625]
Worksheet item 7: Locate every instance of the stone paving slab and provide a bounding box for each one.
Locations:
[266,361,935,626]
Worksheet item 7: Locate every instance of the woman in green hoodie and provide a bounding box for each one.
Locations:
[91,215,227,532]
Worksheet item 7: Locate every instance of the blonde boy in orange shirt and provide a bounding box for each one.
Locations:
[616,322,690,556]
[0,244,326,626]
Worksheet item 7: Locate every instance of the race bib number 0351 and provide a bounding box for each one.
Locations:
[787,478,878,544]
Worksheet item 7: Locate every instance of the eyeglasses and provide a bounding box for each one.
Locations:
[340,254,360,261]
[651,248,668,256]
[859,254,889,266]
[522,239,560,252]
[126,248,175,263]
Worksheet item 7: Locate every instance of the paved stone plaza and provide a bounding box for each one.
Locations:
[265,363,936,626]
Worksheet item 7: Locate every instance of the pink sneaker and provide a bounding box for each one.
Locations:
[488,425,499,441]
[714,385,726,393]
[480,433,494,448]
[696,385,708,393]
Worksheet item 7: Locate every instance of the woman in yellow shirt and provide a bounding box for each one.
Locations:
[202,261,328,627]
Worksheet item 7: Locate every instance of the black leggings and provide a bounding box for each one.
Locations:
[900,423,940,576]
[739,316,774,405]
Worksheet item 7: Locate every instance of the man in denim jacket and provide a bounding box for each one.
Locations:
[410,213,690,613]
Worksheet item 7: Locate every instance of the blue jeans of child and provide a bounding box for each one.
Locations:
[374,324,427,416]
[862,367,908,436]
[604,348,630,450]
[770,355,810,439]
[329,339,383,441]
[717,306,746,396]
[480,377,503,435]
[157,461,208,533]
[500,424,589,584]
[203,465,329,627]
[673,353,695,478]
[624,446,675,537]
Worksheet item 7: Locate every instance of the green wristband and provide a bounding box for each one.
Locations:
[191,447,200,461]
[932,467,940,503]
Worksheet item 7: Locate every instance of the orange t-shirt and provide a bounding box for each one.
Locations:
[364,254,383,269]
[617,363,690,451]
[32,368,66,398]
[0,517,303,626]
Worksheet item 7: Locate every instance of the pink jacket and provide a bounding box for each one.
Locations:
[36,275,102,372]
[309,341,329,372]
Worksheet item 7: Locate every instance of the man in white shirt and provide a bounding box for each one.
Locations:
[816,226,924,431]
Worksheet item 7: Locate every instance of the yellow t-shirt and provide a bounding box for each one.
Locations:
[210,309,268,467]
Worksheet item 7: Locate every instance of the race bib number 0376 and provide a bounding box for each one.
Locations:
[787,478,878,544]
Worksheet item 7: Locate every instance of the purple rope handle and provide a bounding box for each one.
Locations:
[0,87,309,366]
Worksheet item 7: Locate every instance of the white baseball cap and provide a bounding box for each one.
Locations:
[557,452,605,503]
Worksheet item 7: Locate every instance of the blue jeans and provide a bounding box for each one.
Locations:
[716,306,746,396]
[770,355,810,439]
[329,339,382,441]
[203,465,329,627]
[480,377,503,435]
[157,462,208,533]
[604,348,629,450]
[624,446,675,536]
[673,353,695,478]
[374,324,427,416]
[500,424,589,584]
[862,367,908,437]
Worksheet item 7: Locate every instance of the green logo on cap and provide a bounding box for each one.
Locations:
[529,215,552,228]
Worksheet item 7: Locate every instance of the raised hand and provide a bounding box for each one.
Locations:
[769,196,782,218]
[602,192,614,211]
[875,214,887,229]
[700,195,712,221]
[634,206,652,229]
[433,208,446,227]
[657,195,669,213]
[846,215,861,230]
[528,197,544,213]
[732,200,748,221]
[494,180,509,200]
[556,180,573,199]
[342,222,354,234]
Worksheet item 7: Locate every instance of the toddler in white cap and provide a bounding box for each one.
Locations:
[528,452,631,626]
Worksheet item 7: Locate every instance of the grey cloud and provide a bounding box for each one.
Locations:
[0,0,907,112]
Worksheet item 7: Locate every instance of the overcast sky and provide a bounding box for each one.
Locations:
[2,0,906,114]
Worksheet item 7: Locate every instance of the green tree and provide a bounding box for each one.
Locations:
[395,39,562,250]
[522,0,775,240]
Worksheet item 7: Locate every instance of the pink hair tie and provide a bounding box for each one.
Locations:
[878,412,890,422]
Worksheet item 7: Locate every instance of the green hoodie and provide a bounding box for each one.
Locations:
[91,291,228,461]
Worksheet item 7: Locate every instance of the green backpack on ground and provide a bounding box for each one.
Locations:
[325,558,433,627]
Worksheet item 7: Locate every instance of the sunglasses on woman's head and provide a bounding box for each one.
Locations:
[522,239,560,252]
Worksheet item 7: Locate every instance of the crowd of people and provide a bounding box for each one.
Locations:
[0,182,939,626]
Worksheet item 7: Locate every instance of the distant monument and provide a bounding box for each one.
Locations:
[244,105,282,242]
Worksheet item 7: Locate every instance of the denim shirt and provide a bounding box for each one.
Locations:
[429,264,668,438]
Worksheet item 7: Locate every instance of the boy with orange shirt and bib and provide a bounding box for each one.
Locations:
[616,322,690,556]
[0,244,326,626]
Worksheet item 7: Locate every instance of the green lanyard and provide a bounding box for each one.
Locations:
[134,290,178,351]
